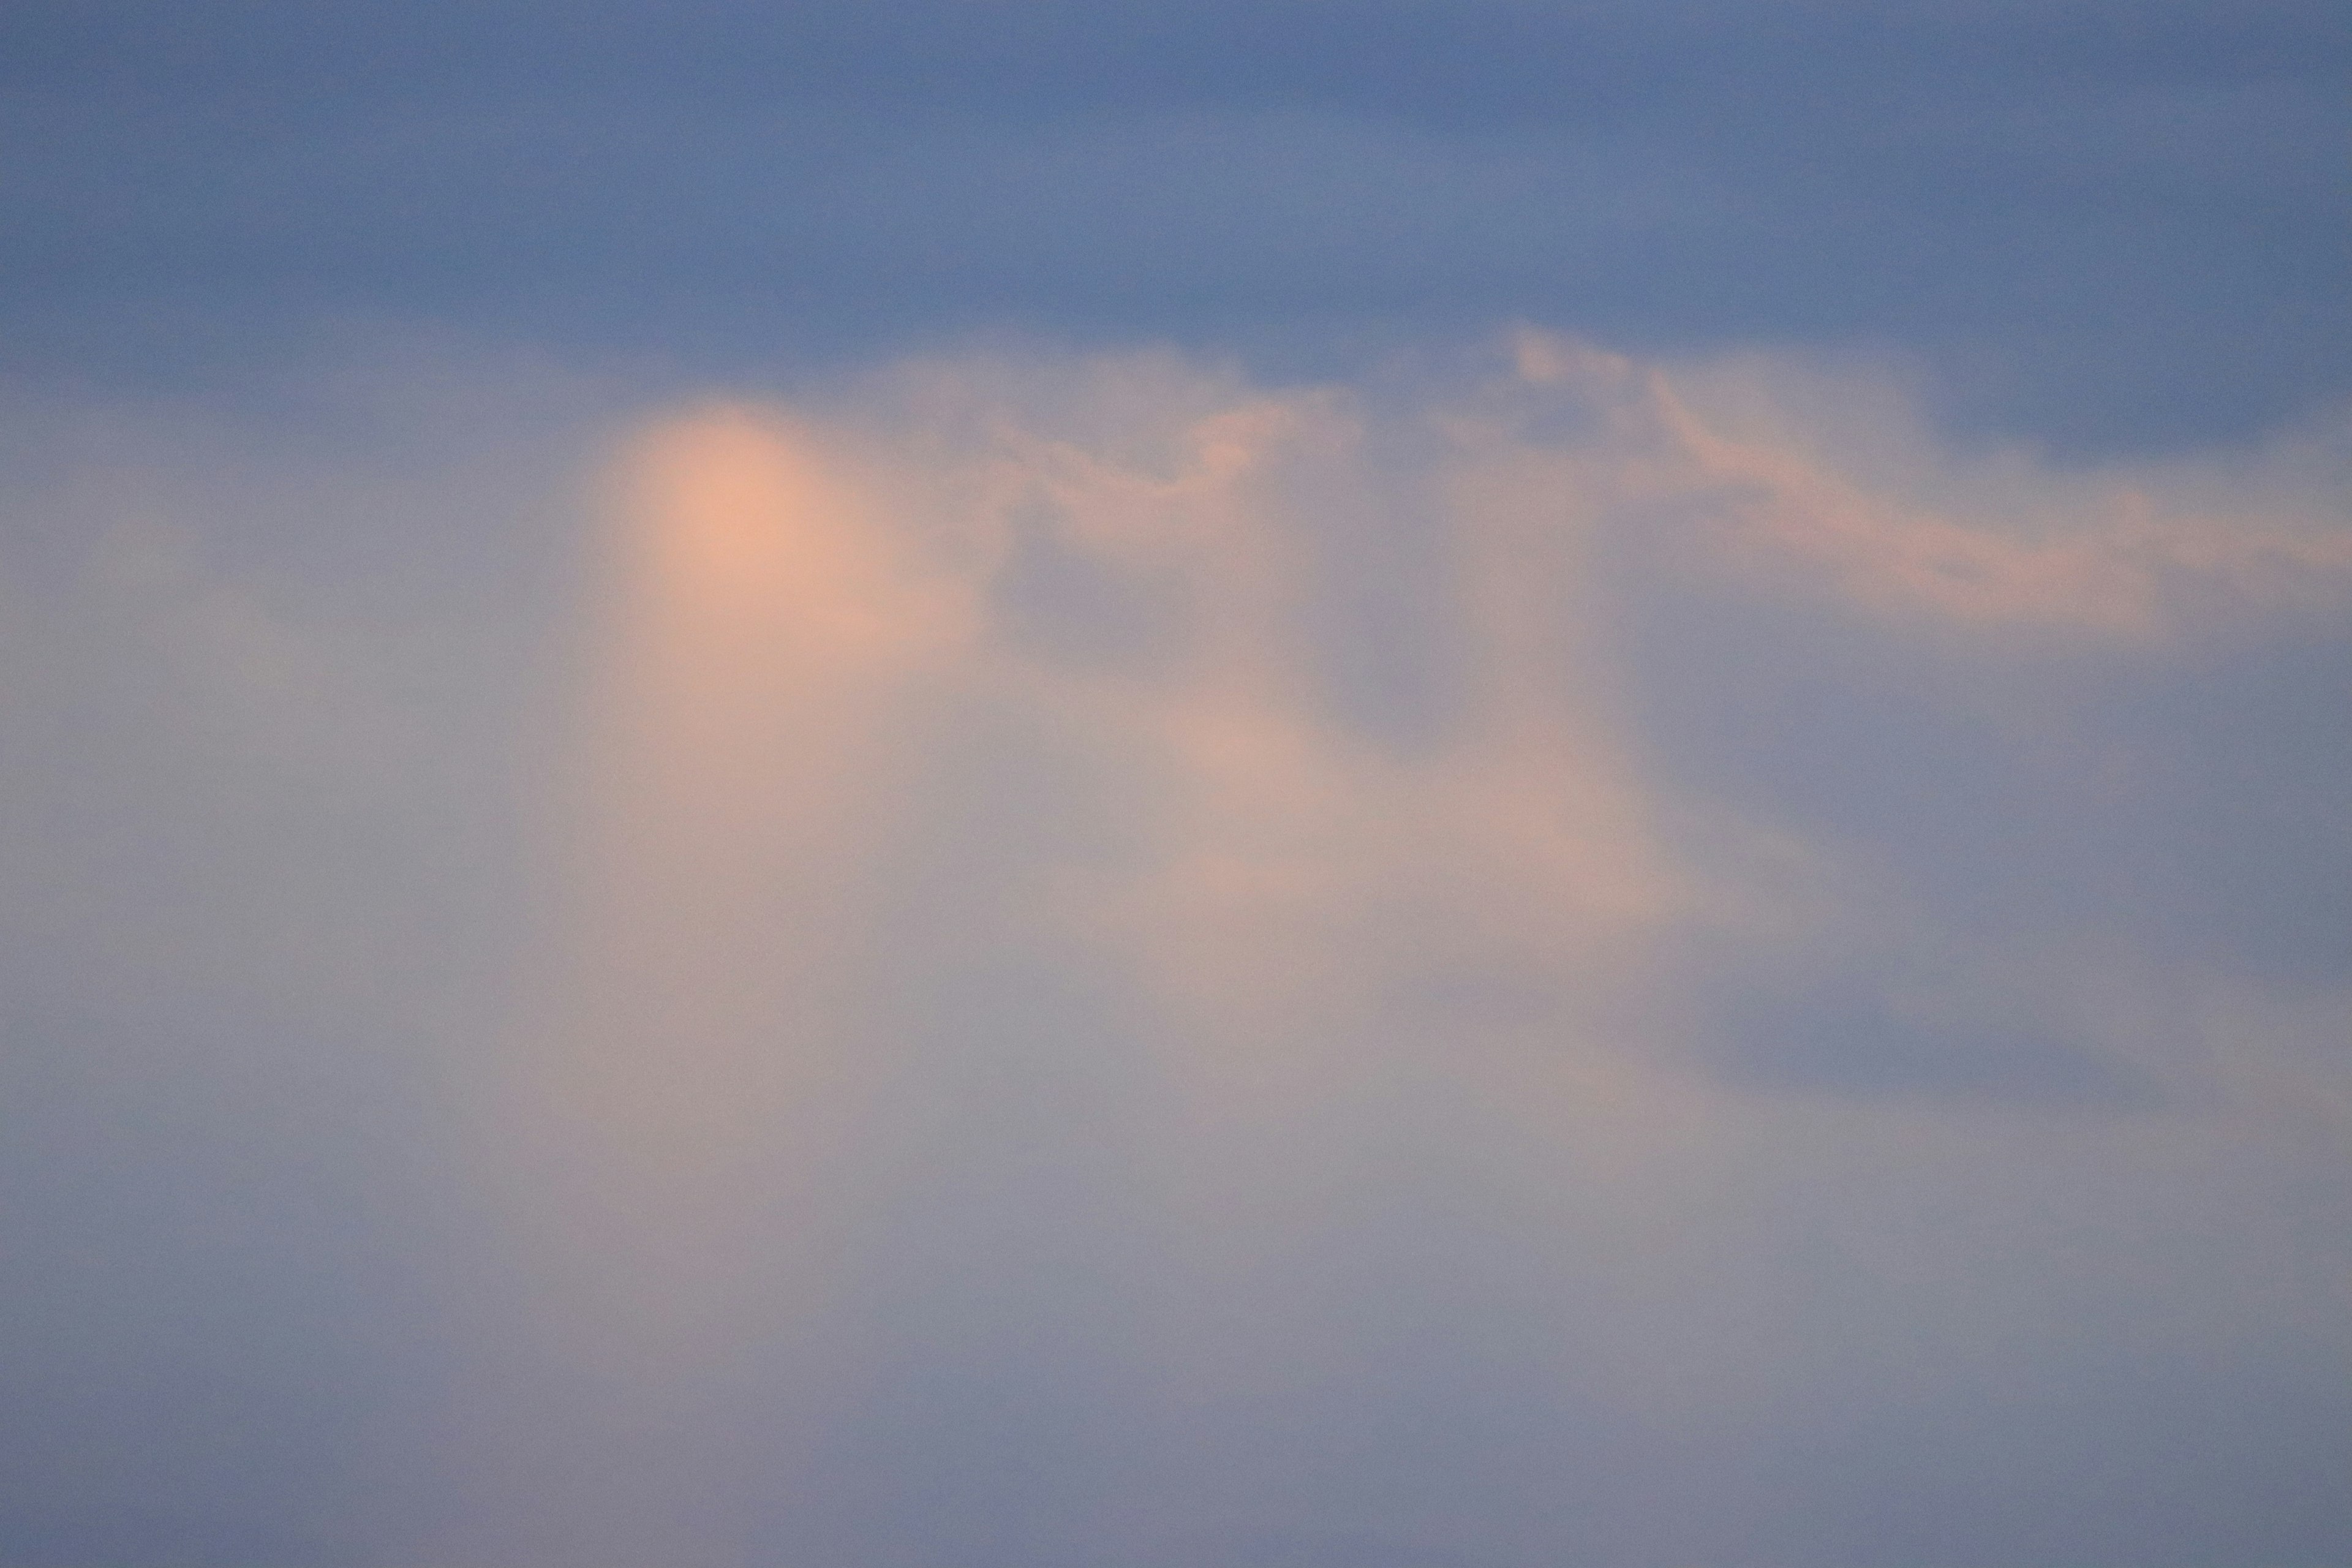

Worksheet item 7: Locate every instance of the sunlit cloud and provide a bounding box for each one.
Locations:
[2,337,2348,1567]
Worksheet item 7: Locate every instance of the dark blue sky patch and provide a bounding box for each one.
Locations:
[1611,545,2352,988]
[1707,982,2165,1107]
[4,0,2345,452]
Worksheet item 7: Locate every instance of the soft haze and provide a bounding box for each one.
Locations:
[2,6,2348,1568]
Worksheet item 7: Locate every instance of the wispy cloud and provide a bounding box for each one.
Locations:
[2,337,2347,1567]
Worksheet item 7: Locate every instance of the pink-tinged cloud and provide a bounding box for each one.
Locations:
[8,341,2346,1567]
[976,382,1688,1095]
[481,347,2352,1322]
[456,407,997,1561]
[1513,328,2352,636]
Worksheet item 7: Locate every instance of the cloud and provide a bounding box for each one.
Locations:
[9,2,2348,453]
[1,336,2348,1567]
[1516,330,2352,637]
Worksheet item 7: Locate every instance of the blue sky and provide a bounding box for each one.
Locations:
[2,7,2349,1568]
[8,0,2348,446]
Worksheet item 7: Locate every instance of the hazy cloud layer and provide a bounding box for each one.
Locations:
[2,337,2348,1566]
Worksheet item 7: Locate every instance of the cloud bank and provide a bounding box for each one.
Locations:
[2,335,2348,1567]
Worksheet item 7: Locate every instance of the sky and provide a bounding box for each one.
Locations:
[1,5,2348,1567]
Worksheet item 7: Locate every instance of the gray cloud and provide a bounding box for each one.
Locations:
[0,338,2346,1567]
